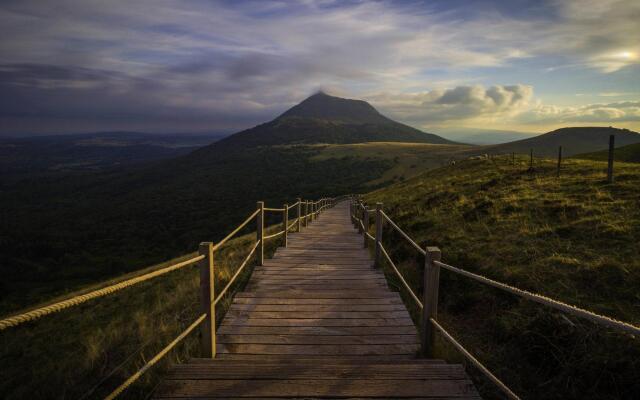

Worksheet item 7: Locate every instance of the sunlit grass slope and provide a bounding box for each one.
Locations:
[364,155,640,399]
[0,225,283,400]
[308,142,474,186]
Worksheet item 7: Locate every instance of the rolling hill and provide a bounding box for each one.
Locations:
[485,127,640,157]
[574,142,640,163]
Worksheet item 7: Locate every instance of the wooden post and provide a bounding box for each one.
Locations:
[363,207,369,248]
[557,146,562,177]
[304,201,309,227]
[421,246,441,358]
[297,198,302,232]
[530,148,533,169]
[357,204,363,234]
[283,203,288,247]
[257,201,264,266]
[607,134,615,183]
[199,242,216,358]
[374,202,383,268]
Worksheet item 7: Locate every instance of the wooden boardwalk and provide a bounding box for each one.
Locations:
[155,202,480,399]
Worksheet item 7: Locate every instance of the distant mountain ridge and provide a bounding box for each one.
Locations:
[485,127,640,157]
[213,92,455,149]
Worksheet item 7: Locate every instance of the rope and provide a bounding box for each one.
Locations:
[379,244,423,309]
[0,255,204,331]
[430,318,521,400]
[264,230,285,240]
[104,313,206,400]
[214,241,260,305]
[263,207,285,212]
[435,260,640,336]
[287,220,297,231]
[213,209,260,251]
[381,211,425,255]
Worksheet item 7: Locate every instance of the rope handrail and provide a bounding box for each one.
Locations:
[380,211,425,255]
[0,254,204,331]
[213,209,260,251]
[214,240,260,305]
[352,196,639,399]
[263,207,285,212]
[264,230,285,240]
[434,260,640,335]
[287,202,299,210]
[379,244,423,309]
[104,313,207,400]
[430,318,520,400]
[287,220,297,231]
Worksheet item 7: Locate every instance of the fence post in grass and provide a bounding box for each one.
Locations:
[421,246,442,358]
[257,201,264,266]
[283,203,288,247]
[297,198,302,232]
[607,134,615,183]
[199,242,216,358]
[557,146,562,178]
[530,148,533,169]
[374,202,383,268]
[363,206,369,248]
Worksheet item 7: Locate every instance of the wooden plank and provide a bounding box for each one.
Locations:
[155,378,479,398]
[231,297,403,305]
[217,325,418,336]
[220,318,414,327]
[216,343,419,355]
[165,364,464,380]
[225,310,412,319]
[228,304,407,312]
[217,334,418,345]
[235,290,400,299]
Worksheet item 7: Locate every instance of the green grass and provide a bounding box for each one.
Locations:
[575,142,640,163]
[0,222,288,399]
[308,141,473,186]
[363,155,640,399]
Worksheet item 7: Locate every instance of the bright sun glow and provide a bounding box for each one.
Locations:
[615,51,636,59]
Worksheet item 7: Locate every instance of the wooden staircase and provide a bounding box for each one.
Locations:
[154,202,480,398]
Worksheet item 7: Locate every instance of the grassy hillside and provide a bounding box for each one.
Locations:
[575,142,640,163]
[486,127,640,157]
[364,156,640,399]
[0,223,286,399]
[308,142,473,186]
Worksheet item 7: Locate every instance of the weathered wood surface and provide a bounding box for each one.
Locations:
[155,202,480,399]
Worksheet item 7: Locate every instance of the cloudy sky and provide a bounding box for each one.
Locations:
[0,0,639,135]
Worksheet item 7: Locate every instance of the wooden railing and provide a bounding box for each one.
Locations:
[349,196,640,400]
[0,195,341,399]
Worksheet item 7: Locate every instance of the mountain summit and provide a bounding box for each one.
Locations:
[278,91,391,124]
[214,92,455,148]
